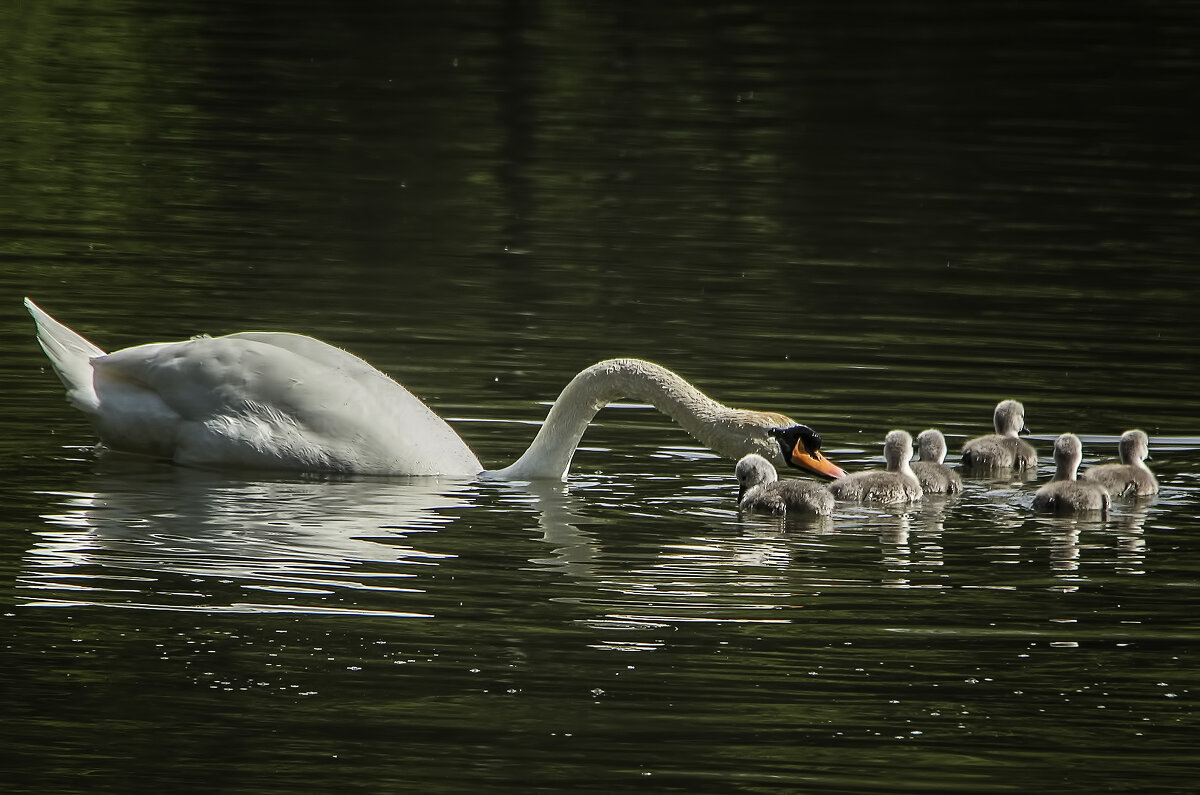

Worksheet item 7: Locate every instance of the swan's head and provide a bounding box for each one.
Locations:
[1118,429,1150,465]
[735,453,778,500]
[883,429,915,470]
[993,399,1029,437]
[770,425,846,479]
[1053,432,1084,480]
[915,428,948,464]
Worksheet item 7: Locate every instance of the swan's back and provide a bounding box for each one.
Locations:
[735,454,834,515]
[27,300,482,475]
[102,335,480,473]
[1081,430,1158,497]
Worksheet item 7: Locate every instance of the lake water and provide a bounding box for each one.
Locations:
[2,1,1199,791]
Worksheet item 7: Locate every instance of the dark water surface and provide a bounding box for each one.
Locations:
[2,1,1199,792]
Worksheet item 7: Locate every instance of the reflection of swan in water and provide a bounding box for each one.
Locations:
[21,452,628,612]
[961,399,1037,471]
[26,299,840,481]
[21,462,474,614]
[19,461,809,630]
[734,454,834,516]
[500,478,604,578]
[1082,430,1159,497]
[1032,433,1110,515]
[910,429,963,494]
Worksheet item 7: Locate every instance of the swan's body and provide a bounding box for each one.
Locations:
[735,454,834,516]
[826,430,923,504]
[961,399,1037,471]
[1081,430,1158,497]
[1032,433,1110,514]
[26,299,833,480]
[910,428,963,494]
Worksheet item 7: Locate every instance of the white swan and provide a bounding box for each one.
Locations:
[735,453,835,516]
[25,299,843,481]
[1032,433,1110,514]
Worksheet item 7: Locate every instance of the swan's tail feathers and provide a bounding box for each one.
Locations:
[24,298,105,412]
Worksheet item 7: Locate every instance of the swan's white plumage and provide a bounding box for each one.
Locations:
[486,358,794,480]
[26,299,801,480]
[27,298,106,412]
[27,299,481,475]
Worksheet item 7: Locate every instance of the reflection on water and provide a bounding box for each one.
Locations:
[23,461,476,613]
[5,432,1198,792]
[16,429,1182,618]
[20,454,812,625]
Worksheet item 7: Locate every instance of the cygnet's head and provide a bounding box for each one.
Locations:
[1052,433,1084,479]
[735,453,778,500]
[1118,429,1150,464]
[993,400,1029,437]
[915,429,948,464]
[883,430,915,469]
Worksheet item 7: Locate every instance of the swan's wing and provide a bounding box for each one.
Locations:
[95,336,358,426]
[91,334,481,474]
[224,332,394,389]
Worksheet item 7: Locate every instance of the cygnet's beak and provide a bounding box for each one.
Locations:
[1019,425,1031,436]
[769,425,847,480]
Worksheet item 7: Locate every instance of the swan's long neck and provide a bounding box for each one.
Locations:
[483,358,793,480]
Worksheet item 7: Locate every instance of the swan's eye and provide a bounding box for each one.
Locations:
[799,427,822,452]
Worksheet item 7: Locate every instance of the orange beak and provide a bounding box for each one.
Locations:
[770,424,846,480]
[790,447,847,480]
